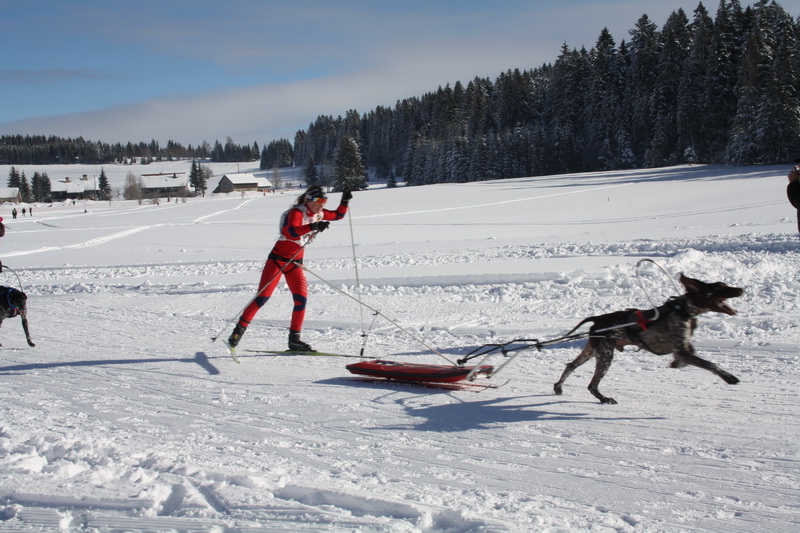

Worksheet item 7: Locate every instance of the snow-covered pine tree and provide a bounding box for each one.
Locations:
[333,135,367,191]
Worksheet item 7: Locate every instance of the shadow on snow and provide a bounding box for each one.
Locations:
[0,351,221,376]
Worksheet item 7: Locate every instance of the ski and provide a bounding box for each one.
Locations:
[223,341,241,363]
[246,349,363,358]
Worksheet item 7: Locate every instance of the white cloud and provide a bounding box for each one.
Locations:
[0,0,734,145]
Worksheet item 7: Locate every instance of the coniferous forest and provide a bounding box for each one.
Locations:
[1,1,799,186]
[296,0,800,185]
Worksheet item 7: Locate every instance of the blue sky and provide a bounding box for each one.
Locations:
[1,0,797,147]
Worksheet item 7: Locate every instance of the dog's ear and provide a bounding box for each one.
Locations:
[679,273,702,293]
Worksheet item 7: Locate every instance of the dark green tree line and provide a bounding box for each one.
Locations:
[292,0,799,186]
[0,135,254,166]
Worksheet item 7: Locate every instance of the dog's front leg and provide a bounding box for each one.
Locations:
[587,343,618,404]
[21,314,35,347]
[671,346,739,385]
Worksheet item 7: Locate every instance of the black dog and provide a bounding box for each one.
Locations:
[0,285,35,347]
[553,274,743,404]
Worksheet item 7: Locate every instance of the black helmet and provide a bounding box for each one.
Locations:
[305,185,327,203]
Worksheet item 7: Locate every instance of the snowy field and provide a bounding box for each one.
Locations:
[0,162,798,532]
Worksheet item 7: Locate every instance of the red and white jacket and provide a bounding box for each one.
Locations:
[271,202,348,260]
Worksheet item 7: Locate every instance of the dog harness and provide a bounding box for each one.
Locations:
[2,287,21,317]
[622,297,692,353]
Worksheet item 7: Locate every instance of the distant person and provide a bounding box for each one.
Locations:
[788,166,800,238]
[0,216,4,238]
[11,208,17,219]
[226,185,352,352]
[21,208,26,217]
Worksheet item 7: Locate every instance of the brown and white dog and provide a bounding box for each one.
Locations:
[0,285,35,347]
[553,274,743,404]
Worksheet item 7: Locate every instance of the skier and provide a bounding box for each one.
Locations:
[227,185,353,351]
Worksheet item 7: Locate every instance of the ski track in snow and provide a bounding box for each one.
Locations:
[2,226,161,257]
[0,164,798,532]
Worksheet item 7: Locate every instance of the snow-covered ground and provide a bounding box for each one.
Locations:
[0,163,798,532]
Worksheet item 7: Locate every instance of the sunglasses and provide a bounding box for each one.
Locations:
[308,196,327,205]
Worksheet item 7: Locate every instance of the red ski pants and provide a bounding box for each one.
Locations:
[238,259,308,332]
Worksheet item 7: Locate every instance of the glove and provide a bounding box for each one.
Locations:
[310,221,330,233]
[341,187,353,204]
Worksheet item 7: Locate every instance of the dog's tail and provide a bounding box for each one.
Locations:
[561,316,598,338]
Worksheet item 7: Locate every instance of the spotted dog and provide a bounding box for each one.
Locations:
[553,274,743,404]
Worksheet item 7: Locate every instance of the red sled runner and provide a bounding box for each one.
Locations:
[346,359,493,384]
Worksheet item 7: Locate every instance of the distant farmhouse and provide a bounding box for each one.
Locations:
[49,176,100,201]
[140,172,193,198]
[213,173,272,194]
[0,187,21,203]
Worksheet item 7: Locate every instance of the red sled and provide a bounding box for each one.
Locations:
[346,359,493,383]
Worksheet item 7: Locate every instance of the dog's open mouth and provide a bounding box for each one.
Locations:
[716,298,737,315]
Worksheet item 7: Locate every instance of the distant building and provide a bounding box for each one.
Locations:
[213,173,272,194]
[140,172,193,198]
[49,176,100,201]
[0,187,21,203]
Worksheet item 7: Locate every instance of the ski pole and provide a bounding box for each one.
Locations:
[210,233,317,343]
[346,205,369,355]
[300,264,454,365]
